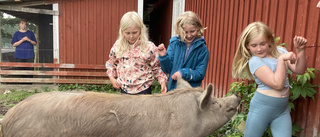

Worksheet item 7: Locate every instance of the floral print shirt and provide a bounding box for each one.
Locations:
[106,40,168,94]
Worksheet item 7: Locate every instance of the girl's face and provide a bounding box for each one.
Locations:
[123,25,140,45]
[183,24,199,45]
[247,34,270,58]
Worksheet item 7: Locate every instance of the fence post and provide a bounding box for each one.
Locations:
[53,58,58,86]
[0,14,2,82]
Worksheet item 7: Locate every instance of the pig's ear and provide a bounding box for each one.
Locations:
[176,77,192,89]
[198,84,215,109]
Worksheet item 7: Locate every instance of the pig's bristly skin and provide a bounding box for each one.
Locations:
[1,78,240,137]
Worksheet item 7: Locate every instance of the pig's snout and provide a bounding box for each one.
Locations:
[230,94,241,105]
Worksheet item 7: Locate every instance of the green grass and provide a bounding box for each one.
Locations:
[0,90,37,107]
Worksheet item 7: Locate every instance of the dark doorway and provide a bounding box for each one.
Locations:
[143,0,173,47]
[38,14,53,63]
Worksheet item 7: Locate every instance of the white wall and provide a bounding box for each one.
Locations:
[172,0,185,37]
[138,0,143,19]
[53,3,59,63]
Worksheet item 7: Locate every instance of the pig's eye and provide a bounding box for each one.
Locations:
[227,107,235,112]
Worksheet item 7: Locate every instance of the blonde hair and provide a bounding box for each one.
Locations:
[116,11,149,57]
[232,22,280,80]
[174,11,205,41]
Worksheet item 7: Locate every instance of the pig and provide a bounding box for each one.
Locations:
[1,78,240,137]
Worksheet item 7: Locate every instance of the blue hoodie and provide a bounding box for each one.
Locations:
[158,36,209,91]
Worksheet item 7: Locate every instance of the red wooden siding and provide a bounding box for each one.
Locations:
[58,0,138,65]
[185,0,320,136]
[55,0,137,80]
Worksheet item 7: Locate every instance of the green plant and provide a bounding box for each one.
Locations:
[292,123,303,136]
[58,84,121,94]
[289,68,319,101]
[43,86,53,92]
[208,120,243,137]
[151,80,162,94]
[228,81,256,114]
[57,79,164,94]
[275,37,287,47]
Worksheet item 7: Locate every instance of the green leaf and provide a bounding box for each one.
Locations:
[304,83,318,100]
[296,74,302,83]
[278,43,287,47]
[288,101,295,112]
[307,68,315,72]
[288,69,293,75]
[304,73,311,81]
[290,87,301,101]
[300,88,307,99]
[300,75,308,86]
[275,37,280,43]
[309,71,315,79]
[292,123,302,135]
[306,90,316,100]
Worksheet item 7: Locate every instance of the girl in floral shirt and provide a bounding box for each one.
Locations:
[105,11,168,94]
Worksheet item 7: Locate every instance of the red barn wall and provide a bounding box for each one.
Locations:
[58,0,138,65]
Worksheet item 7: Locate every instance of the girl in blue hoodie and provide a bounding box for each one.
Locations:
[158,11,209,91]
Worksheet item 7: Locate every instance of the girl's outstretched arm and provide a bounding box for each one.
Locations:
[158,43,174,74]
[287,36,307,74]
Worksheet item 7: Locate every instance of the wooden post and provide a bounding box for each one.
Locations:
[0,12,2,63]
[0,12,2,81]
[35,25,39,64]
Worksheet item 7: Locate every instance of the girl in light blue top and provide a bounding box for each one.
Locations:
[232,22,307,137]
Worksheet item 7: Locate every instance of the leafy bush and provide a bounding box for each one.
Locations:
[289,68,319,101]
[58,84,121,94]
[58,81,163,94]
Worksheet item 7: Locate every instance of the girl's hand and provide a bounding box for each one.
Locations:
[280,52,297,64]
[110,77,120,89]
[22,36,30,42]
[293,36,307,51]
[158,43,167,56]
[160,81,167,94]
[171,71,182,80]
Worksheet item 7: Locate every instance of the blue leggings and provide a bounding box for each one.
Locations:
[244,91,291,137]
